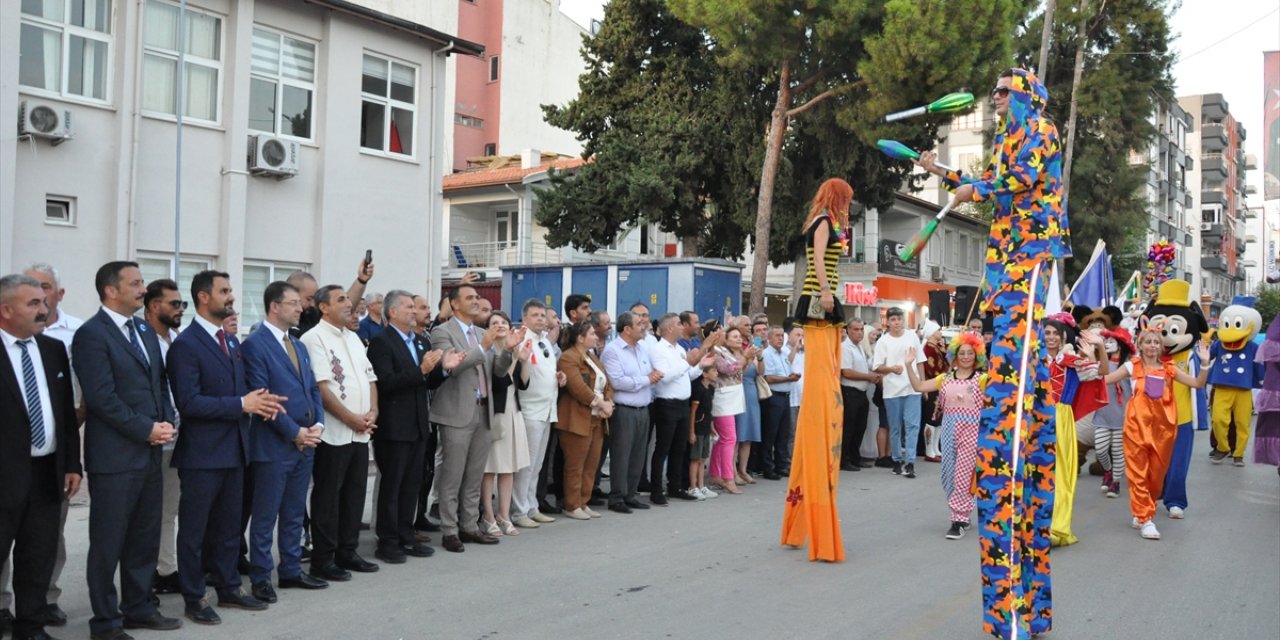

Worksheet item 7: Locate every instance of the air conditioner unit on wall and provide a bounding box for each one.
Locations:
[930,265,944,282]
[247,134,299,178]
[18,100,72,145]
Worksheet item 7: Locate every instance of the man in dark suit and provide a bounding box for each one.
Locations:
[431,285,519,552]
[367,290,453,563]
[73,262,183,639]
[0,275,82,640]
[167,271,284,625]
[241,282,328,603]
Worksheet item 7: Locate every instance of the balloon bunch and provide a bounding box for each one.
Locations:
[1141,240,1176,297]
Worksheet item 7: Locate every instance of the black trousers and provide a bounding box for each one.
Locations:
[0,456,60,637]
[372,438,426,549]
[650,398,690,496]
[842,386,870,467]
[760,392,793,473]
[414,426,438,526]
[538,431,564,506]
[87,459,162,635]
[310,442,369,566]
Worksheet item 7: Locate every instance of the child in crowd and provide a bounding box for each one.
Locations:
[1095,328,1135,498]
[687,366,718,500]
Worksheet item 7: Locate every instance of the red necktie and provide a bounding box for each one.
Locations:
[216,329,231,357]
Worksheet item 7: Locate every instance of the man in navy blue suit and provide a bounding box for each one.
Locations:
[241,282,328,603]
[167,271,285,625]
[73,261,183,639]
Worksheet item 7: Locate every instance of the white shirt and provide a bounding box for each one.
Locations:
[263,321,292,357]
[841,337,872,391]
[651,337,702,400]
[789,349,805,408]
[873,330,925,399]
[2,329,56,457]
[101,306,150,365]
[41,311,82,406]
[520,331,559,423]
[300,319,378,445]
[192,314,225,344]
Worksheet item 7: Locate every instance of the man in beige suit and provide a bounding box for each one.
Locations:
[430,286,520,552]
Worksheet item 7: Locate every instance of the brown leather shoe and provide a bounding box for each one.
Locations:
[459,530,500,545]
[441,534,465,553]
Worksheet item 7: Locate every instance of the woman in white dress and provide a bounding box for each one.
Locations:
[481,311,532,536]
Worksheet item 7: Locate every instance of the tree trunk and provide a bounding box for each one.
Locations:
[1061,0,1089,212]
[681,234,699,257]
[1036,0,1058,78]
[749,61,793,315]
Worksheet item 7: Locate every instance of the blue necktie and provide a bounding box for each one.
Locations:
[126,319,149,367]
[16,340,46,450]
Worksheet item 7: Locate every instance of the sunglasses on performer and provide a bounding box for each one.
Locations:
[990,87,1011,99]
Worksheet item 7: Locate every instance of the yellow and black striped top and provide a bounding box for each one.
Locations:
[802,215,842,296]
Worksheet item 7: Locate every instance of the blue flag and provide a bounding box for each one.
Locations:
[1066,240,1114,308]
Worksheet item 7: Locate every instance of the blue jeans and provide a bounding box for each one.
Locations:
[884,394,922,464]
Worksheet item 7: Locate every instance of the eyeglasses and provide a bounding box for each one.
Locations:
[168,300,189,310]
[990,87,1010,99]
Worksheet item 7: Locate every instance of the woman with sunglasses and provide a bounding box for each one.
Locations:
[915,68,1068,640]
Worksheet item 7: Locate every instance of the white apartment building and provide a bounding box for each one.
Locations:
[1,0,479,329]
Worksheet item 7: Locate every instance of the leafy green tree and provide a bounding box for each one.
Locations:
[1256,284,1280,330]
[669,0,1023,312]
[1015,0,1176,284]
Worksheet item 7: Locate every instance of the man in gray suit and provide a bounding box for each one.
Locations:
[429,285,519,552]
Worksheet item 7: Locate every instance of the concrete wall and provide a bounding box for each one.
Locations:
[498,0,586,158]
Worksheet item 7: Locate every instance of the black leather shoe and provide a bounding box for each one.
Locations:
[763,471,783,480]
[217,591,269,611]
[311,562,353,582]
[586,496,605,507]
[400,542,435,558]
[36,604,67,627]
[251,581,278,603]
[649,493,669,506]
[335,554,379,573]
[667,489,697,501]
[373,547,407,565]
[152,571,181,595]
[279,573,328,590]
[608,502,633,514]
[459,530,499,545]
[123,611,183,630]
[623,498,650,510]
[184,600,221,626]
[414,518,442,533]
[0,609,12,636]
[90,629,136,640]
[442,535,465,553]
[16,630,61,640]
[537,500,562,514]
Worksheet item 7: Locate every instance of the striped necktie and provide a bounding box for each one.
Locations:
[16,340,46,450]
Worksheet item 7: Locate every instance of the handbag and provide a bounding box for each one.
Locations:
[712,383,746,417]
[754,369,773,399]
[807,296,827,320]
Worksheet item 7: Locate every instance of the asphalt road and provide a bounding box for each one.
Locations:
[45,428,1280,640]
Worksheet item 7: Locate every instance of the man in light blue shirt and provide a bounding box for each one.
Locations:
[761,327,800,479]
[600,311,657,513]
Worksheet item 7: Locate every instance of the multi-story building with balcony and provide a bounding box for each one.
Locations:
[1181,93,1249,317]
[1133,97,1197,282]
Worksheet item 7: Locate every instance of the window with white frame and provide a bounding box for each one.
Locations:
[494,210,518,250]
[137,253,213,308]
[19,0,113,102]
[141,0,223,123]
[360,53,416,156]
[248,27,316,140]
[45,195,75,226]
[241,262,306,330]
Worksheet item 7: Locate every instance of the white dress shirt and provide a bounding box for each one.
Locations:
[651,337,702,401]
[2,328,56,456]
[101,306,150,365]
[42,311,82,356]
[841,337,872,391]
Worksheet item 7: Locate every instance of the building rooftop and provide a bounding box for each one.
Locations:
[443,155,585,192]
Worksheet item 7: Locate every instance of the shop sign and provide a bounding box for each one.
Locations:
[843,282,878,305]
[878,239,920,279]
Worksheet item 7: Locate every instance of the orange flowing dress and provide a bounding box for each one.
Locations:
[780,214,845,562]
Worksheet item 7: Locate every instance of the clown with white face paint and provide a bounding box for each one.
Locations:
[1208,296,1264,466]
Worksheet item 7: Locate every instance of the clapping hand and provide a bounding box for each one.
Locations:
[441,348,466,371]
[244,388,288,420]
[505,326,527,351]
[517,339,534,362]
[420,349,444,374]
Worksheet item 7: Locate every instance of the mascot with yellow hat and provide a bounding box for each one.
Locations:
[1207,295,1264,465]
[1141,280,1209,520]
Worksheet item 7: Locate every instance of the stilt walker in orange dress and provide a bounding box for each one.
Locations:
[781,178,853,562]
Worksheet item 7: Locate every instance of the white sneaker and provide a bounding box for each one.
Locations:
[1140,520,1161,540]
[1131,516,1141,529]
[1168,506,1185,519]
[702,487,719,499]
[692,487,707,501]
[530,511,556,524]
